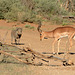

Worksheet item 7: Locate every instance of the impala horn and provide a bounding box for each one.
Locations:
[37,20,42,33]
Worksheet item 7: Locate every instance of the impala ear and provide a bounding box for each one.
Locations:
[39,29,42,33]
[37,26,42,33]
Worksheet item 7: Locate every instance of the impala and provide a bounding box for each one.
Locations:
[37,21,75,54]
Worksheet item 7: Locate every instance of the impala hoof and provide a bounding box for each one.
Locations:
[63,60,74,66]
[56,52,59,55]
[53,52,56,55]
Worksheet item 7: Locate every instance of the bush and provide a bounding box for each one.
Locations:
[0,0,74,24]
[0,12,4,19]
[0,0,11,19]
[25,25,31,28]
[4,11,18,21]
[34,0,59,14]
[50,15,63,24]
[62,19,71,26]
[25,24,35,30]
[17,10,38,23]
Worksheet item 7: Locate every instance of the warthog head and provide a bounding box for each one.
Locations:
[16,27,22,39]
[16,27,22,35]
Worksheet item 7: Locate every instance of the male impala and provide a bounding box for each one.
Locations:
[37,21,75,54]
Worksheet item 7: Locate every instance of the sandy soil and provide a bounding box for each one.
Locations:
[0,20,75,75]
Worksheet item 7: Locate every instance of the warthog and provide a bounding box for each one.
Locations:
[11,27,22,45]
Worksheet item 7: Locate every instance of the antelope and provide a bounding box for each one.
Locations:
[37,21,75,54]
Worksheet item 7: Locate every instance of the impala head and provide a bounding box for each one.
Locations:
[40,31,46,41]
[37,20,47,41]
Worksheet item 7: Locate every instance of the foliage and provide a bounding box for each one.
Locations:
[50,15,63,24]
[34,0,58,14]
[0,0,74,24]
[62,19,71,26]
[25,24,35,30]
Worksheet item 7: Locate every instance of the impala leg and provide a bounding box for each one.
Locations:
[57,39,61,55]
[69,32,75,50]
[69,40,72,51]
[69,37,73,50]
[52,38,58,54]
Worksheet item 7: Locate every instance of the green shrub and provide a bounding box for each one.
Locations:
[18,10,41,23]
[34,0,58,14]
[25,24,35,30]
[0,12,4,19]
[25,25,31,28]
[50,15,63,24]
[62,19,71,26]
[30,26,35,30]
[0,0,74,24]
[4,11,18,21]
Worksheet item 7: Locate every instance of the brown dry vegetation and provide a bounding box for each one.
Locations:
[0,20,75,75]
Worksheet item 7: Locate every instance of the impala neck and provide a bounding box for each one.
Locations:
[44,31,54,38]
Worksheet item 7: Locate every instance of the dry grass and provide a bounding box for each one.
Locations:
[0,20,75,75]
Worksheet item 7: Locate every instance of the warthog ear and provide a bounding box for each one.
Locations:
[16,27,22,31]
[16,27,19,31]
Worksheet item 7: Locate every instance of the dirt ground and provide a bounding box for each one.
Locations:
[0,20,75,75]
